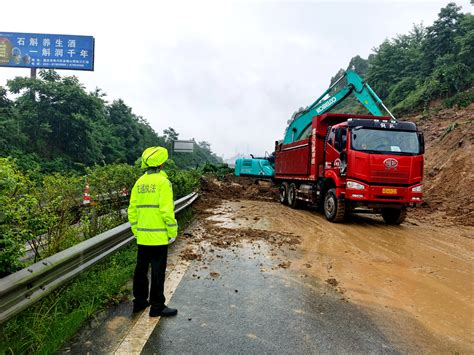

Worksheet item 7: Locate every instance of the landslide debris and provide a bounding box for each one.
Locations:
[182,219,301,278]
[180,248,202,261]
[195,106,473,228]
[183,176,300,270]
[199,175,277,202]
[192,224,300,250]
[405,105,474,226]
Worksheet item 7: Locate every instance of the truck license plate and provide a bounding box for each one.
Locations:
[382,188,397,195]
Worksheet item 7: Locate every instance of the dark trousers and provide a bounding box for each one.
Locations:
[133,244,168,310]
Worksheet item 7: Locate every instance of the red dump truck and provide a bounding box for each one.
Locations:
[275,113,424,224]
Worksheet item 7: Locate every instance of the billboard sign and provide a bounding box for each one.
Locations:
[0,32,94,71]
[173,140,194,153]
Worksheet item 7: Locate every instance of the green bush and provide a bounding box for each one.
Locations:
[38,173,83,257]
[166,160,201,198]
[201,162,233,180]
[0,159,205,276]
[444,88,474,108]
[0,158,87,275]
[0,158,36,275]
[82,164,141,237]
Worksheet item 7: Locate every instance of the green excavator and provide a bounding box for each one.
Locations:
[234,69,395,177]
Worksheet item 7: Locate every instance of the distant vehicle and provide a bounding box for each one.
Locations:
[234,154,274,178]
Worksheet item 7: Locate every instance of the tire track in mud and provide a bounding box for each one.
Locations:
[192,178,473,352]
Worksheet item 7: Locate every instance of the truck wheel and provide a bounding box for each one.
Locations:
[288,183,300,209]
[382,207,407,225]
[324,188,346,222]
[279,182,289,205]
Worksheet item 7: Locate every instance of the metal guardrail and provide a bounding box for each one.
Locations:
[0,192,198,324]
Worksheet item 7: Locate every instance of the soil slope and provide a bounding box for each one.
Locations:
[406,105,474,226]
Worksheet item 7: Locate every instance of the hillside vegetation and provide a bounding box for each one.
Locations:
[0,70,222,173]
[330,2,473,115]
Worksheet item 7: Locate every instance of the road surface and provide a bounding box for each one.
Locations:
[63,197,474,354]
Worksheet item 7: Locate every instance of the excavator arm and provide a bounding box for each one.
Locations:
[283,70,394,144]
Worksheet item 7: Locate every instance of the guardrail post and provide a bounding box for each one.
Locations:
[90,203,98,237]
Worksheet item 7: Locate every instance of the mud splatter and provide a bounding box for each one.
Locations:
[180,248,201,261]
[278,261,291,269]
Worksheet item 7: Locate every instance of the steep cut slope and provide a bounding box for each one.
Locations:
[407,105,474,226]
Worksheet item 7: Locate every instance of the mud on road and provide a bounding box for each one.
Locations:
[64,175,473,353]
[190,176,474,352]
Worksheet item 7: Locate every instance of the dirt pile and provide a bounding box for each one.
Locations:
[199,225,300,249]
[186,195,301,265]
[405,105,474,225]
[195,175,279,218]
[180,248,202,261]
[184,220,300,252]
[199,176,243,201]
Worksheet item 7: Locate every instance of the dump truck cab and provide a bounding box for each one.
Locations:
[326,116,424,206]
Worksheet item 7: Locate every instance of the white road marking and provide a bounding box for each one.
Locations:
[114,258,191,354]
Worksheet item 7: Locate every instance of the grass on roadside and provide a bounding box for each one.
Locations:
[0,209,194,354]
[0,244,136,355]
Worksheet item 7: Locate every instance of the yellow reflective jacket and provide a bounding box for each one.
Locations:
[128,170,178,245]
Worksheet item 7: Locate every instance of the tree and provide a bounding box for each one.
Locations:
[2,70,221,173]
[198,141,211,151]
[348,55,369,76]
[7,71,105,169]
[421,3,464,75]
[0,86,26,156]
[367,24,425,101]
[163,127,179,144]
[329,3,473,114]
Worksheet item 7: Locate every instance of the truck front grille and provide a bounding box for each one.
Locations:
[374,195,404,200]
[370,170,409,184]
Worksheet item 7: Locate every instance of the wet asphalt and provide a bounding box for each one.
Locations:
[141,244,396,354]
[60,197,473,354]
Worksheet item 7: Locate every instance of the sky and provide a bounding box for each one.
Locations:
[0,0,471,160]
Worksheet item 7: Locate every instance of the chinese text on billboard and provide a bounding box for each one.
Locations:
[0,32,94,71]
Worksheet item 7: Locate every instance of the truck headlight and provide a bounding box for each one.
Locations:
[412,185,422,193]
[347,180,365,190]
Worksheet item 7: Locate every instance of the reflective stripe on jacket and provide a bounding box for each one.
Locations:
[128,170,178,245]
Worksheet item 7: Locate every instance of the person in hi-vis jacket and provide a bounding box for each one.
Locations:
[128,146,178,317]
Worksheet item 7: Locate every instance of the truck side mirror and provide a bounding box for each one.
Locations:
[418,131,425,154]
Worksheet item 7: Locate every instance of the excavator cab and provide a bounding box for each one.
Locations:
[234,153,275,178]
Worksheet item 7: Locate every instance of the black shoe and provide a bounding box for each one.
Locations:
[149,306,178,317]
[132,300,150,313]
